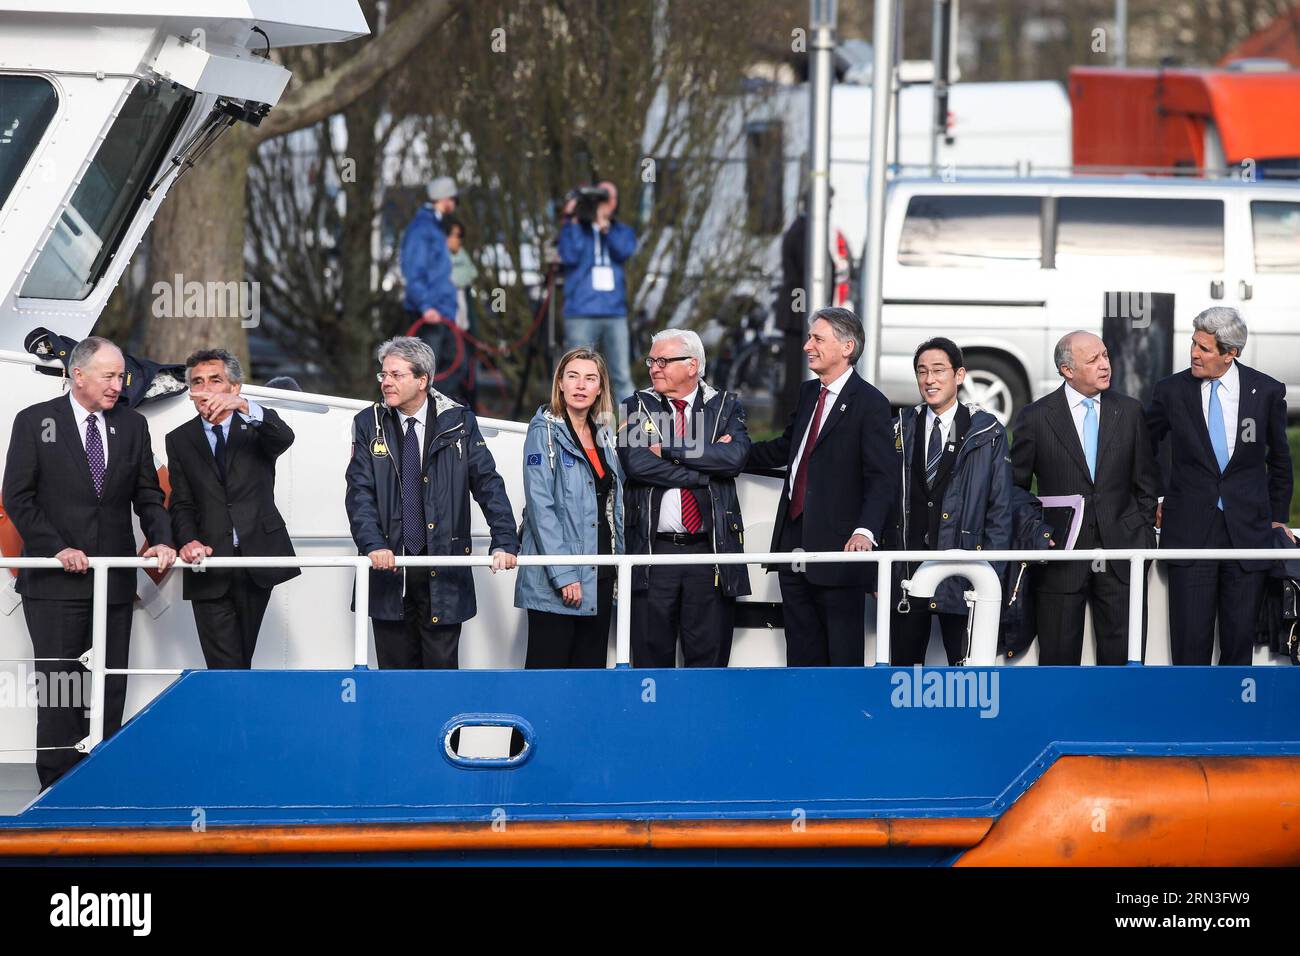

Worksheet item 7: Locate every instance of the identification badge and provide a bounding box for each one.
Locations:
[370,437,388,457]
[591,265,615,292]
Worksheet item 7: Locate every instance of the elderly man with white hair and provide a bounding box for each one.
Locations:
[1147,306,1294,665]
[617,328,751,667]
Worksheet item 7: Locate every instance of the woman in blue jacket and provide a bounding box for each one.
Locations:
[515,348,625,668]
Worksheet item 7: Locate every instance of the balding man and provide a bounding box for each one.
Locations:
[2,336,175,787]
[1010,331,1160,665]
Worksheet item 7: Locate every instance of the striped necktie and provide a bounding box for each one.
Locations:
[672,399,702,533]
[925,416,944,487]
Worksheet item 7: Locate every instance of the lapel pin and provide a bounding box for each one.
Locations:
[108,426,115,435]
[240,423,248,430]
[840,403,847,412]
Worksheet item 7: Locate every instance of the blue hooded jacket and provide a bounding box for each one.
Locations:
[514,407,625,616]
[558,220,637,318]
[400,205,458,320]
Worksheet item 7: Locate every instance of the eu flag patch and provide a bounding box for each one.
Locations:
[527,453,542,466]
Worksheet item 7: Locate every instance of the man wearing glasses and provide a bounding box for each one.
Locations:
[883,338,1012,665]
[345,336,518,669]
[618,329,751,667]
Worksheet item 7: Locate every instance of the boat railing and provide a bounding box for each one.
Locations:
[0,546,1290,759]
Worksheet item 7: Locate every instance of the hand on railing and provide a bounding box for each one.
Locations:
[142,544,176,573]
[54,547,90,574]
[490,550,518,573]
[368,549,397,572]
[179,540,213,565]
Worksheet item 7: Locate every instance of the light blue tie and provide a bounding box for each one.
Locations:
[1208,379,1229,510]
[1081,398,1098,481]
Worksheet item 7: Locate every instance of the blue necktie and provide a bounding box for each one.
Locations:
[1081,398,1098,481]
[925,417,944,487]
[401,417,425,555]
[1208,379,1229,510]
[85,414,105,498]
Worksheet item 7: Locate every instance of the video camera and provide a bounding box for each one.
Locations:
[564,184,610,226]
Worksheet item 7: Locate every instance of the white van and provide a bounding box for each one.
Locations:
[868,177,1300,424]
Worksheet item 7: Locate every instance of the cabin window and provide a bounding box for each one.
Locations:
[1251,201,1300,274]
[1054,197,1224,273]
[20,79,193,301]
[0,76,59,209]
[898,195,1041,268]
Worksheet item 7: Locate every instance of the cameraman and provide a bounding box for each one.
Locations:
[558,180,637,404]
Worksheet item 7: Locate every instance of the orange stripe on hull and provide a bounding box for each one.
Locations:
[0,816,992,857]
[956,755,1300,867]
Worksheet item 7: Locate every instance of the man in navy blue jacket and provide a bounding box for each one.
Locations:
[1147,307,1294,665]
[559,181,638,403]
[400,178,459,327]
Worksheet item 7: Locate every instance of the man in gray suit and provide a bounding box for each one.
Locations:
[1010,331,1161,665]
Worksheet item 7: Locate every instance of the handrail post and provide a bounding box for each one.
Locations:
[353,558,370,669]
[615,557,632,668]
[1127,555,1144,665]
[874,558,891,666]
[82,559,110,754]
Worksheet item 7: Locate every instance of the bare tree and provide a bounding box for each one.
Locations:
[141,0,461,367]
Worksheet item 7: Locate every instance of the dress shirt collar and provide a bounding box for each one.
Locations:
[1063,381,1101,410]
[663,386,698,411]
[68,391,102,427]
[928,401,958,434]
[822,366,854,397]
[399,398,429,429]
[1202,360,1239,396]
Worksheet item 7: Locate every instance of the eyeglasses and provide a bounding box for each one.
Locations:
[376,370,422,383]
[645,356,693,370]
[915,366,954,381]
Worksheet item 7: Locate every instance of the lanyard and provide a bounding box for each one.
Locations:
[592,229,608,266]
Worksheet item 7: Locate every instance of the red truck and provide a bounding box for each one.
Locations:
[1069,64,1300,179]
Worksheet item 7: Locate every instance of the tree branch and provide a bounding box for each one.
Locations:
[255,0,461,142]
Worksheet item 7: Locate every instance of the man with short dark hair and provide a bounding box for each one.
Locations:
[165,348,299,669]
[884,337,1012,665]
[747,308,898,666]
[1012,330,1160,665]
[3,336,175,788]
[1147,307,1294,665]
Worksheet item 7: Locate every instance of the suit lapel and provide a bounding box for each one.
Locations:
[1226,364,1256,472]
[1094,396,1122,481]
[1184,372,1219,467]
[56,398,99,498]
[100,407,125,491]
[188,416,223,482]
[1044,386,1092,485]
[223,413,249,473]
[812,372,858,451]
[788,383,819,469]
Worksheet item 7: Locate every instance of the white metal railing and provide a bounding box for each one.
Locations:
[0,546,1292,759]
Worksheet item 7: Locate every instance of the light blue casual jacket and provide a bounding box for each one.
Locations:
[513,407,625,616]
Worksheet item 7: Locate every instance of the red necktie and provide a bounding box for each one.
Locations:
[672,398,702,533]
[789,386,829,521]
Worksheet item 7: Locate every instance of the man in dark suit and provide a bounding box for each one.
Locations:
[1011,331,1160,665]
[165,349,299,669]
[747,307,898,666]
[1147,307,1294,665]
[2,336,175,788]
